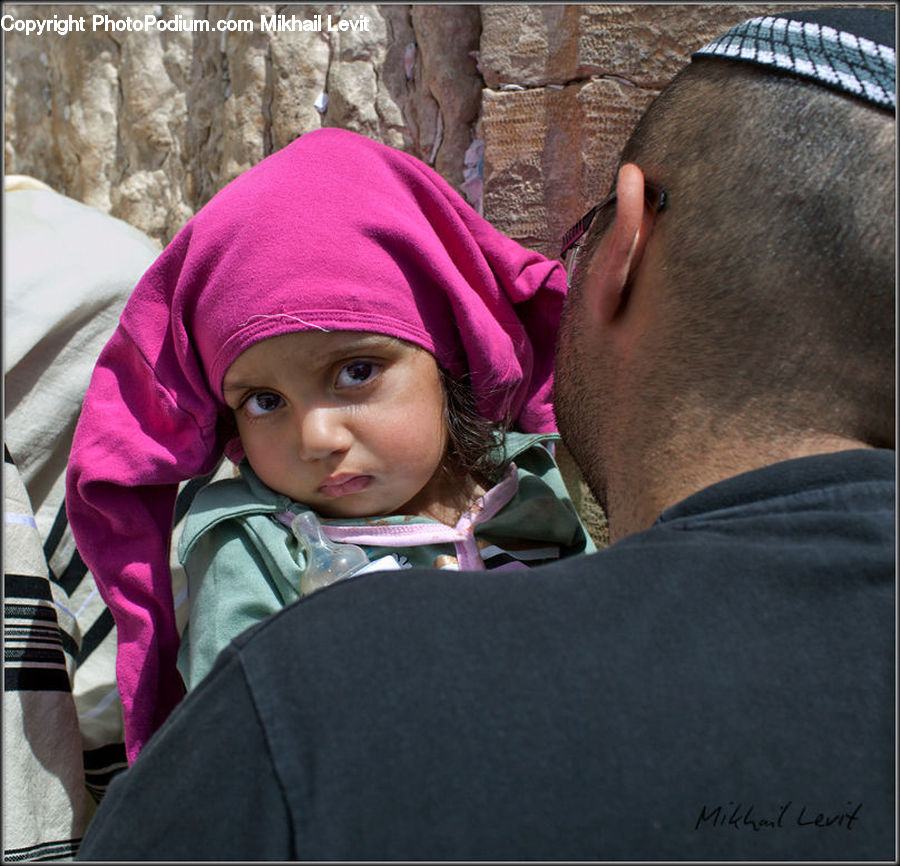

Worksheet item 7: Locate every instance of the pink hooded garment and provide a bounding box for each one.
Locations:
[66,127,567,762]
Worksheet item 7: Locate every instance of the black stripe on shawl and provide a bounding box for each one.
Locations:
[55,552,88,597]
[4,603,58,624]
[3,838,82,862]
[5,573,53,600]
[75,607,114,665]
[42,499,69,564]
[5,646,67,665]
[83,740,128,771]
[5,666,71,692]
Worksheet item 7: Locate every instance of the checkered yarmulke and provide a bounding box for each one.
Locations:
[694,13,895,111]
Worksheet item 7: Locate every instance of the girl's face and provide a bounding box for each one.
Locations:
[223,331,453,520]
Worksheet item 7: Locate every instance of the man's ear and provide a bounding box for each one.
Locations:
[585,163,652,324]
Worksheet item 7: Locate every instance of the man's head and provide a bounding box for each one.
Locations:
[555,8,895,536]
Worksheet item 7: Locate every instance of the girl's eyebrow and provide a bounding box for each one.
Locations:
[325,333,401,354]
[300,331,401,360]
[298,333,403,369]
[222,334,402,393]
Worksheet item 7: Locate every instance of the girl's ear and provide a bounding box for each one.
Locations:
[583,163,653,325]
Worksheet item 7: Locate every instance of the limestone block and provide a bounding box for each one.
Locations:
[181,7,230,210]
[578,3,829,84]
[410,4,481,187]
[217,5,271,184]
[482,78,655,260]
[3,28,63,191]
[325,5,403,149]
[268,16,330,151]
[396,10,441,166]
[480,3,834,87]
[328,58,381,134]
[377,4,419,154]
[115,8,194,240]
[47,6,123,213]
[114,169,194,251]
[479,4,583,88]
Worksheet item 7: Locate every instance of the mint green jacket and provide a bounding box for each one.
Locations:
[176,432,594,689]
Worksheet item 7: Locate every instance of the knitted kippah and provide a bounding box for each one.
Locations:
[693,8,895,111]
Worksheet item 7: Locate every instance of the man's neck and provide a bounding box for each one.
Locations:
[606,433,873,544]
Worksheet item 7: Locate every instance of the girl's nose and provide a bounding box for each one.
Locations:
[295,406,352,462]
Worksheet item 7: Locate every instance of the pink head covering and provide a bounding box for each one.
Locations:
[66,128,567,762]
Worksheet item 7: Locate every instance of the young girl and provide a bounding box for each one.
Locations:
[66,128,593,763]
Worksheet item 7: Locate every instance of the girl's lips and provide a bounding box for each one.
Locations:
[317,474,373,498]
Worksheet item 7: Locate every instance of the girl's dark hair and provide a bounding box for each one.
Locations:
[439,367,509,486]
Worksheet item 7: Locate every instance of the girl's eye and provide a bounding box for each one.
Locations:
[335,360,380,389]
[243,391,284,417]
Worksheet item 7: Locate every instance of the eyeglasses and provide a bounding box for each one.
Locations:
[560,182,667,288]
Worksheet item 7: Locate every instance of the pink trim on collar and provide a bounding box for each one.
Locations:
[284,463,519,572]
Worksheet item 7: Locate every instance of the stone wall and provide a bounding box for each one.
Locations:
[3,3,833,542]
[5,3,830,250]
[4,4,484,243]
